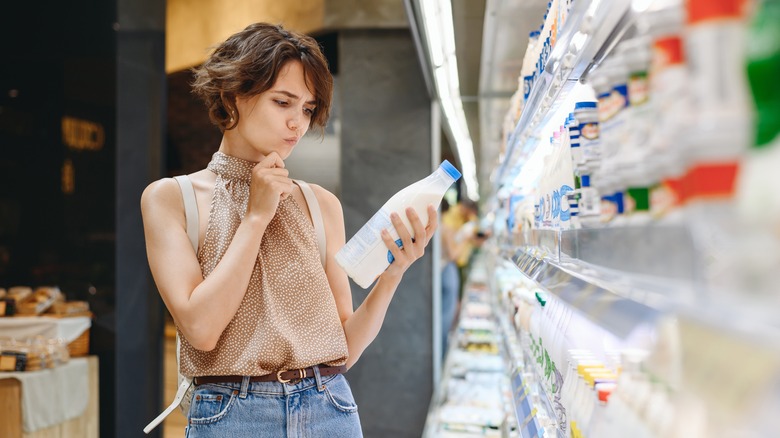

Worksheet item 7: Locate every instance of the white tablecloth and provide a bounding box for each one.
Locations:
[0,316,90,343]
[0,357,90,432]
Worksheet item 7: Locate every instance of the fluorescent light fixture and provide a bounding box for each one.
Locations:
[420,0,445,67]
[419,0,480,201]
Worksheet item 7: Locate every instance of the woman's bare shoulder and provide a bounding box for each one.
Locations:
[309,183,342,214]
[141,170,213,208]
[141,178,180,210]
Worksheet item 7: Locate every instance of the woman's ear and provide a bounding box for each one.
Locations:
[221,92,237,118]
[221,92,239,128]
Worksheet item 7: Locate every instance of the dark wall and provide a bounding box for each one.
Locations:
[1,1,166,437]
[339,28,434,437]
[0,0,116,303]
[0,5,120,437]
[116,0,167,436]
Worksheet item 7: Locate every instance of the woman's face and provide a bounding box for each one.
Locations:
[230,60,316,160]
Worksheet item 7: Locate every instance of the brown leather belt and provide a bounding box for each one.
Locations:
[193,364,347,386]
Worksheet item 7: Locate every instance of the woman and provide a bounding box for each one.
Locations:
[440,199,482,355]
[141,23,438,437]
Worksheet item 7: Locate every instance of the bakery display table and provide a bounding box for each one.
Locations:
[0,316,91,345]
[0,355,98,437]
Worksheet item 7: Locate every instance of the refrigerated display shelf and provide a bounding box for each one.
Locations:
[489,241,780,438]
[503,226,780,348]
[423,281,517,438]
[496,0,633,185]
[497,308,563,438]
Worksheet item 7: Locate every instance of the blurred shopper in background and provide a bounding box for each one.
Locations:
[140,23,438,437]
[440,198,486,355]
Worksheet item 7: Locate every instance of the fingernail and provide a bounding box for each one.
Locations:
[391,213,399,219]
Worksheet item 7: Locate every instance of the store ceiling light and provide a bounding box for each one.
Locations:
[419,0,480,201]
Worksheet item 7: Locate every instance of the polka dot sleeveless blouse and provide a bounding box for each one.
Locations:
[179,152,348,377]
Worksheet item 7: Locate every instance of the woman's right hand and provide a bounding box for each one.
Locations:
[245,152,294,224]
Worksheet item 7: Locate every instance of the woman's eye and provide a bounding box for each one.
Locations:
[275,100,288,106]
[303,108,314,116]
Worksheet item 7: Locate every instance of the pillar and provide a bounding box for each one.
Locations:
[339,28,435,437]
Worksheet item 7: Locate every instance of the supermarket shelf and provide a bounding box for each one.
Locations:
[496,0,633,186]
[510,247,662,340]
[503,226,780,348]
[497,308,563,438]
[561,226,697,282]
[509,225,698,299]
[423,278,516,437]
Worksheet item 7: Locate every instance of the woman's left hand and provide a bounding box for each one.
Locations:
[380,204,439,279]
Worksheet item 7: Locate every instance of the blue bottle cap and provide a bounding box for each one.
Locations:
[575,101,597,110]
[440,160,462,181]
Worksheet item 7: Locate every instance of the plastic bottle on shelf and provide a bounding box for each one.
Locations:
[574,101,600,175]
[521,30,542,108]
[549,131,563,230]
[538,296,562,396]
[586,382,617,438]
[567,113,582,171]
[682,0,753,296]
[549,297,572,369]
[603,54,631,226]
[561,354,600,416]
[588,68,615,224]
[551,127,576,231]
[570,101,601,227]
[639,4,689,222]
[734,0,780,304]
[682,0,752,197]
[684,0,752,166]
[617,36,655,224]
[572,367,601,437]
[336,161,461,288]
[566,114,582,229]
[539,150,552,229]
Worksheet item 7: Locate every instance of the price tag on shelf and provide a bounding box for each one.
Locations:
[511,369,534,425]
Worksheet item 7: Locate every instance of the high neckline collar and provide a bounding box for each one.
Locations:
[207,151,256,183]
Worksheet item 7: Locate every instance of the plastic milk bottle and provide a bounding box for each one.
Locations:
[336,161,462,288]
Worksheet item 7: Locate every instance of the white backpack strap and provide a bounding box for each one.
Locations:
[294,180,327,268]
[145,175,198,434]
[173,175,199,253]
[143,379,193,434]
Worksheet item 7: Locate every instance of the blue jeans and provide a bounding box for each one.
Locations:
[441,261,460,356]
[185,368,362,437]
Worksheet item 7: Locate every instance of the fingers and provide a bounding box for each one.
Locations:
[406,208,426,251]
[381,229,403,264]
[252,163,291,189]
[279,179,294,199]
[253,167,289,177]
[391,211,417,256]
[258,152,285,169]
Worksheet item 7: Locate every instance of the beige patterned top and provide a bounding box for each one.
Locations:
[179,151,348,377]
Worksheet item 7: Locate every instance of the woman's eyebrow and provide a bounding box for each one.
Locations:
[271,90,316,105]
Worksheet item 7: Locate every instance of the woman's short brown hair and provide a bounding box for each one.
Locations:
[191,23,332,133]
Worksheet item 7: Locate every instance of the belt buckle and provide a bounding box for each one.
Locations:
[276,369,306,384]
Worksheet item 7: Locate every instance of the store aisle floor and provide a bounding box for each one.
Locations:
[163,323,186,438]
